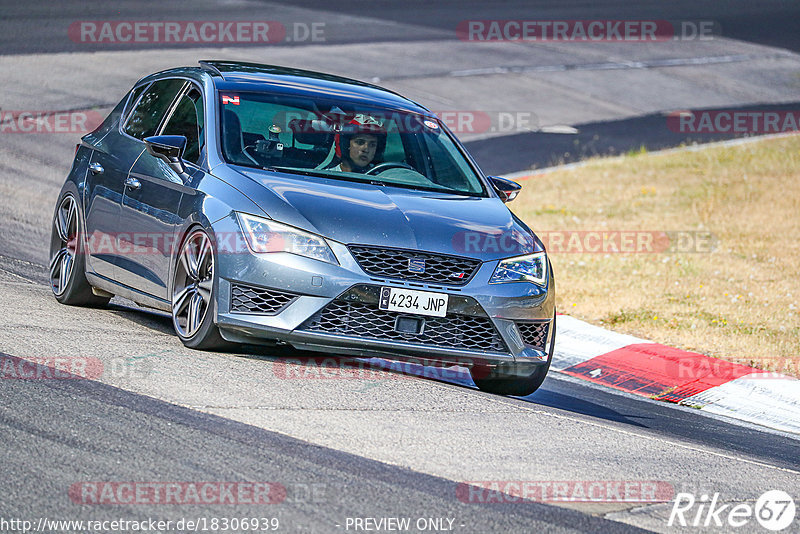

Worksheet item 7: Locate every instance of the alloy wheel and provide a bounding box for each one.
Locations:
[50,195,78,296]
[172,230,214,339]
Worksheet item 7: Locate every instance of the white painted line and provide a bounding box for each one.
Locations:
[539,125,579,134]
[447,52,794,79]
[681,374,800,434]
[482,390,800,473]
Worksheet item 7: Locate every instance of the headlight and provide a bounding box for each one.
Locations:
[489,252,547,286]
[236,212,338,265]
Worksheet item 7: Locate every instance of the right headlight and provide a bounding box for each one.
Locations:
[236,212,338,265]
[489,252,547,286]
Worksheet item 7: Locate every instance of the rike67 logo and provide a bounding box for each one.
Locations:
[669,490,796,531]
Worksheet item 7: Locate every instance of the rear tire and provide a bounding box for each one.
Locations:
[49,193,110,307]
[471,314,556,396]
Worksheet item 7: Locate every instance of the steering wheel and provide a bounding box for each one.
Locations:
[366,162,415,175]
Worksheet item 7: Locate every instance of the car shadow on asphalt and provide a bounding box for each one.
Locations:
[521,386,651,428]
[103,303,651,429]
[230,346,653,428]
[106,301,174,335]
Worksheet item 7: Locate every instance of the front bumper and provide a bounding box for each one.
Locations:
[211,214,555,368]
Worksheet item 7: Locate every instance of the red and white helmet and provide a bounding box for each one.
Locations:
[334,114,387,160]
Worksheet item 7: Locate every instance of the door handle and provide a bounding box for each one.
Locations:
[89,162,104,175]
[125,177,141,190]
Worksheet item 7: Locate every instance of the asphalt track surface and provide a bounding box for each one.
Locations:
[1,2,799,533]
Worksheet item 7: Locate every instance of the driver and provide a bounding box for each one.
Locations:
[329,114,387,173]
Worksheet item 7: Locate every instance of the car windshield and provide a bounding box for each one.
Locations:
[218,91,487,196]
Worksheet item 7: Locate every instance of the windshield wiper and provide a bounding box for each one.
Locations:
[267,167,399,187]
[263,167,481,196]
[266,166,332,179]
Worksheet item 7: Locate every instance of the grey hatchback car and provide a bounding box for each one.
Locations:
[50,61,555,396]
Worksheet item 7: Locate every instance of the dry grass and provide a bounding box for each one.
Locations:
[512,135,800,376]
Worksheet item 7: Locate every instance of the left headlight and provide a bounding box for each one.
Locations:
[489,252,548,286]
[236,212,338,265]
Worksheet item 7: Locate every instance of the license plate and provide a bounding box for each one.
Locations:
[378,287,449,318]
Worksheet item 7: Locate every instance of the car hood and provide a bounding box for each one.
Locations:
[236,169,540,261]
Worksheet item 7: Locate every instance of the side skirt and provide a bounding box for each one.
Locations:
[86,272,172,312]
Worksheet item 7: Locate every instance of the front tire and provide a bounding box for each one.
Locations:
[49,193,110,307]
[471,314,556,396]
[171,228,230,350]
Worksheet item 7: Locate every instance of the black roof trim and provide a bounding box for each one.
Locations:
[199,60,388,91]
[197,60,429,113]
[199,60,224,79]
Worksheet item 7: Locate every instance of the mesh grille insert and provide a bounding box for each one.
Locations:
[348,245,481,286]
[515,321,549,350]
[230,284,298,315]
[300,300,507,352]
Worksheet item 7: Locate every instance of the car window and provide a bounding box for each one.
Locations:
[123,79,186,139]
[161,86,204,164]
[382,126,405,162]
[421,131,478,191]
[218,92,487,196]
[122,83,150,125]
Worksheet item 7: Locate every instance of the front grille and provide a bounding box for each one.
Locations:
[348,245,481,286]
[230,284,298,314]
[300,300,507,352]
[516,321,549,351]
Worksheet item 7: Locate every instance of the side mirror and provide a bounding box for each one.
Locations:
[489,176,522,203]
[144,135,187,174]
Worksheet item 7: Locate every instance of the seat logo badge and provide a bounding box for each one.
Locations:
[408,259,425,273]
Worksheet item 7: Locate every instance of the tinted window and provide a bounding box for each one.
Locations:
[382,126,405,162]
[422,132,476,191]
[161,87,204,164]
[122,83,150,125]
[123,79,185,139]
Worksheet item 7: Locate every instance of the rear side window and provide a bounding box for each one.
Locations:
[122,83,150,124]
[161,87,205,164]
[123,79,185,139]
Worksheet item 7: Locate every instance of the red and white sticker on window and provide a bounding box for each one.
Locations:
[221,95,240,105]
